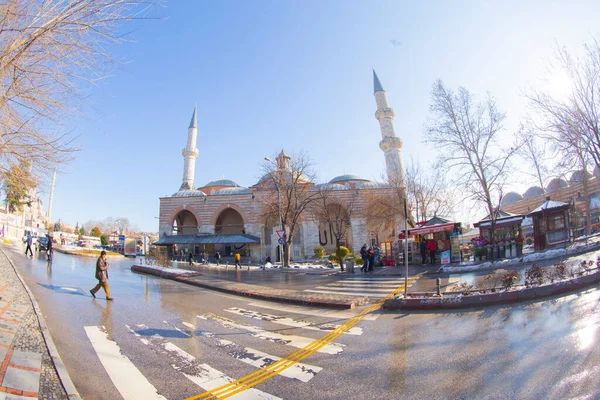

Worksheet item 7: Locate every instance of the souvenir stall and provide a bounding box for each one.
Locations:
[474,210,524,259]
[527,197,572,251]
[409,216,462,264]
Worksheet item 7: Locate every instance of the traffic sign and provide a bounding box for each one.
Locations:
[278,238,285,245]
[276,229,286,239]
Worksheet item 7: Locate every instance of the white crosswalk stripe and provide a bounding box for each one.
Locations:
[199,313,346,354]
[224,307,363,335]
[304,276,412,298]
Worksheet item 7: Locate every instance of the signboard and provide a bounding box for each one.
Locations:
[450,234,460,263]
[441,250,451,265]
[124,238,137,257]
[278,237,285,245]
[276,229,286,239]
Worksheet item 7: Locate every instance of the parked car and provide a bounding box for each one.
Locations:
[37,236,49,251]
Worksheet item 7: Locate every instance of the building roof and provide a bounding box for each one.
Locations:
[171,189,206,198]
[214,187,251,195]
[312,183,347,191]
[373,69,384,93]
[154,233,260,245]
[203,179,240,188]
[528,198,570,215]
[355,181,391,189]
[329,174,369,184]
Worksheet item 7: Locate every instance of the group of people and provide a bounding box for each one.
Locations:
[359,244,377,273]
[419,238,439,265]
[23,232,53,260]
[181,250,243,269]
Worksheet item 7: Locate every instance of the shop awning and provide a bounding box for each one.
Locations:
[154,233,261,246]
[409,222,456,236]
[475,216,524,229]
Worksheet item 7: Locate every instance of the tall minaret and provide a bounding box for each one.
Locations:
[180,106,199,190]
[373,70,405,187]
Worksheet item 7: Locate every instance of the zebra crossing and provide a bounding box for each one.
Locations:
[84,300,380,399]
[303,276,415,298]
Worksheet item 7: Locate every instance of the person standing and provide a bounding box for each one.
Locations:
[188,250,194,266]
[428,239,437,265]
[234,252,241,269]
[24,233,33,258]
[367,246,375,272]
[90,251,112,300]
[46,234,53,261]
[360,244,368,273]
[419,239,427,265]
[215,251,221,266]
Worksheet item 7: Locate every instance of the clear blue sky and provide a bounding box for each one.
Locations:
[46,0,600,232]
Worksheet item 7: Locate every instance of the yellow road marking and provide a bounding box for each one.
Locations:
[186,274,420,400]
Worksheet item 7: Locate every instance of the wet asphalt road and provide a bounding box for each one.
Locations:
[4,243,600,400]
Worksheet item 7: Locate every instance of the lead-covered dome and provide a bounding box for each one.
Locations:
[214,187,251,195]
[523,186,544,199]
[171,189,206,198]
[546,177,568,193]
[569,169,591,184]
[329,174,369,184]
[501,192,523,206]
[203,179,239,188]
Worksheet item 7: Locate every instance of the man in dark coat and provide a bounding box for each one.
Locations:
[367,246,375,272]
[419,239,427,265]
[360,244,368,273]
[90,251,112,300]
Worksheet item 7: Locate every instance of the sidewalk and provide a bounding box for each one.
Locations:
[0,246,79,399]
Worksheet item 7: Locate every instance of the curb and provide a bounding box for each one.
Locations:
[0,249,81,399]
[132,265,367,309]
[383,269,600,310]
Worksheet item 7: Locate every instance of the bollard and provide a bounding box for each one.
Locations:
[436,277,441,297]
[247,263,250,271]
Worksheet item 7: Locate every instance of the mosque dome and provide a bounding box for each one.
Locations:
[501,192,523,206]
[329,174,369,184]
[546,177,568,193]
[522,186,544,200]
[171,189,206,198]
[256,170,312,187]
[569,169,591,184]
[203,179,239,188]
[214,187,251,195]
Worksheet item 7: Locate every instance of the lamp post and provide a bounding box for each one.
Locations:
[265,157,284,266]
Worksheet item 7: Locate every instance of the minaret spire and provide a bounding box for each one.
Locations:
[373,70,405,187]
[180,106,199,190]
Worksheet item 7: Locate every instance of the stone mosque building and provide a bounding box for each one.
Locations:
[155,71,409,263]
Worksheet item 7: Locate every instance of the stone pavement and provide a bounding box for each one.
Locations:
[0,248,79,400]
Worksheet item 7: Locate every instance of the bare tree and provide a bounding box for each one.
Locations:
[310,186,358,271]
[405,157,455,223]
[260,151,318,268]
[425,80,519,244]
[516,123,550,191]
[0,0,158,180]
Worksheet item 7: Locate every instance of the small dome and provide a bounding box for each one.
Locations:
[546,177,568,193]
[256,170,312,186]
[501,192,523,206]
[329,174,369,184]
[569,169,590,184]
[523,186,544,199]
[171,189,206,198]
[355,181,391,189]
[214,187,251,195]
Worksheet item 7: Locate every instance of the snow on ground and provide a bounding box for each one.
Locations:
[442,234,600,273]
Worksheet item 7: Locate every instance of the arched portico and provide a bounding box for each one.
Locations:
[170,206,200,235]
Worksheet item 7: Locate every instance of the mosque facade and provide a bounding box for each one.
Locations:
[156,71,409,263]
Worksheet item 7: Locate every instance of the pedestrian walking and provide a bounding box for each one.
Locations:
[234,252,241,269]
[367,246,375,272]
[360,244,368,273]
[263,255,271,270]
[428,239,437,265]
[215,251,221,266]
[419,239,427,265]
[90,251,113,300]
[188,251,194,266]
[46,234,53,261]
[24,233,33,258]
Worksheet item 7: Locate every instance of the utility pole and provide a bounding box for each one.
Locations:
[47,169,57,228]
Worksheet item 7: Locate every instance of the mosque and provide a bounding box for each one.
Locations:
[155,71,409,263]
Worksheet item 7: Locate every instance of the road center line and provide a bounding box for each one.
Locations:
[186,274,420,400]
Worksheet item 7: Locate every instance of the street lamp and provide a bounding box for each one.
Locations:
[265,157,284,265]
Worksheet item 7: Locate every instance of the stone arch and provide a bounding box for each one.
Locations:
[214,207,245,235]
[169,205,201,235]
[209,203,248,226]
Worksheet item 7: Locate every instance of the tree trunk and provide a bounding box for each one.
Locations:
[583,171,592,236]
